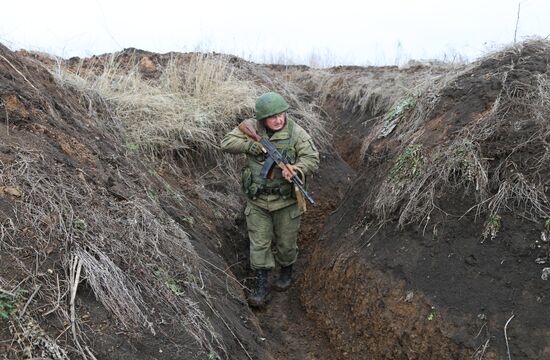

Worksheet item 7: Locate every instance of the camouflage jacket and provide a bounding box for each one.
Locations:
[221,117,319,211]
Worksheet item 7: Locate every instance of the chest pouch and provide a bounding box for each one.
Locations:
[241,167,263,199]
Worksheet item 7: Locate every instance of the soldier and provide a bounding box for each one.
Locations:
[221,92,319,307]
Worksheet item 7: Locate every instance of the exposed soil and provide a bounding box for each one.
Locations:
[299,42,550,359]
[2,40,550,360]
[248,150,354,360]
[0,44,267,360]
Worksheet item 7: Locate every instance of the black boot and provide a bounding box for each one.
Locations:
[274,265,292,292]
[248,269,269,308]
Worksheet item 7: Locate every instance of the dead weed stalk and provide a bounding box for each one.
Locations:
[366,40,550,236]
[52,52,257,162]
[0,148,226,357]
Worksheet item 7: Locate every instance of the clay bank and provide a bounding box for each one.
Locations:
[1,40,550,359]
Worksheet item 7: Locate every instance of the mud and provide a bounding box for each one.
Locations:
[300,42,550,359]
[0,44,267,360]
[2,40,550,360]
[250,150,353,360]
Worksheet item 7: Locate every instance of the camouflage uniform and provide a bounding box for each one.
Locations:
[221,117,319,270]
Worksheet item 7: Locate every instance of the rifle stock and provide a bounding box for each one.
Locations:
[238,122,262,142]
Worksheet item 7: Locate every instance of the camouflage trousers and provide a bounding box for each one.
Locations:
[244,201,302,270]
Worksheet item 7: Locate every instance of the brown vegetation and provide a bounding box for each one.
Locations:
[1,39,550,360]
[300,40,550,359]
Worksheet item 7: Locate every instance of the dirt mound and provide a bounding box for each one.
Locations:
[0,43,346,360]
[0,43,269,360]
[4,37,550,360]
[282,61,456,170]
[301,40,550,359]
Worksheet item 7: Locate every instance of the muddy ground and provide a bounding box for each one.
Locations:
[299,42,550,359]
[1,40,550,360]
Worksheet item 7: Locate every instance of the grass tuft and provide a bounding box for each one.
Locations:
[54,53,257,160]
[366,40,550,234]
[389,144,424,182]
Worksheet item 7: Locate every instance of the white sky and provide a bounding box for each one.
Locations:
[1,0,549,66]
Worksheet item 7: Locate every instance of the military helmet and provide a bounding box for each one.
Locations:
[255,92,289,120]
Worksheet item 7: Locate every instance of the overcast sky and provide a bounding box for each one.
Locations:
[1,0,549,66]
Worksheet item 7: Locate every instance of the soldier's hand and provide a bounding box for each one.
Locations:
[247,141,264,156]
[282,164,297,182]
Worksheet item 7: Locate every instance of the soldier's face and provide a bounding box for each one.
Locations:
[264,112,286,131]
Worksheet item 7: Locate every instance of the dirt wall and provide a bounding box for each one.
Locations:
[299,41,550,359]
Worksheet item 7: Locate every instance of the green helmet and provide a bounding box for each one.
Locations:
[255,92,289,120]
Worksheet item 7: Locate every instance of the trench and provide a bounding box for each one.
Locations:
[5,43,550,360]
[110,56,550,360]
[251,51,550,360]
[250,149,354,360]
[218,90,477,359]
[218,101,359,360]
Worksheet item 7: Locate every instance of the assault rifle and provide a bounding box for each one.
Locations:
[239,122,315,205]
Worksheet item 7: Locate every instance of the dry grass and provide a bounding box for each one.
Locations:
[6,48,334,359]
[0,148,226,358]
[302,62,462,120]
[362,40,550,236]
[53,53,257,161]
[372,137,490,228]
[50,50,331,183]
[9,314,70,359]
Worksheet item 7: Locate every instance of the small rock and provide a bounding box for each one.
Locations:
[1,186,22,197]
[465,254,477,266]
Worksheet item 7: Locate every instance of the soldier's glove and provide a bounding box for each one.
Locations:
[247,141,264,156]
